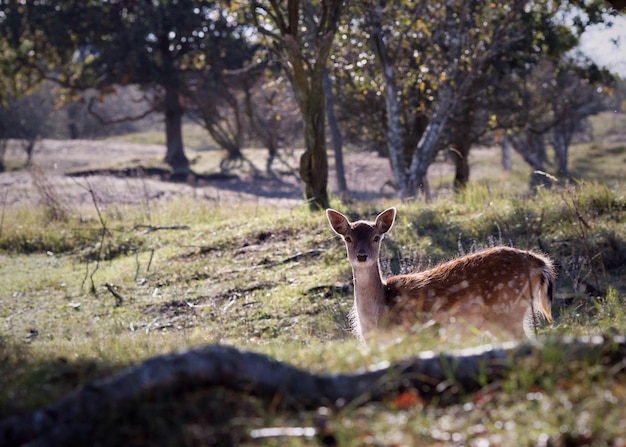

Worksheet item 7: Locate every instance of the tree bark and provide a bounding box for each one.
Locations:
[450,143,470,191]
[298,69,330,210]
[509,129,551,190]
[552,128,570,178]
[369,3,408,198]
[408,113,448,198]
[2,336,625,447]
[323,68,349,201]
[252,0,342,211]
[163,85,190,175]
[500,131,513,171]
[448,104,476,191]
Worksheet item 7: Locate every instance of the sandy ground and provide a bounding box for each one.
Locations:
[1,138,417,209]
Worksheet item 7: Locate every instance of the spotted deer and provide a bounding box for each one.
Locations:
[326,207,555,341]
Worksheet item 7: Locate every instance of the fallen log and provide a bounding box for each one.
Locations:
[1,335,624,447]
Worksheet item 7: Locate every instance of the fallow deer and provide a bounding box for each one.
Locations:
[326,207,555,341]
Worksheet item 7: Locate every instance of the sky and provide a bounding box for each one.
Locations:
[579,14,626,78]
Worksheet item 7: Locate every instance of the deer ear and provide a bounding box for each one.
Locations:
[375,207,396,234]
[326,209,350,236]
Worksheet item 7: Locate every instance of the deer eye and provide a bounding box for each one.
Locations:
[344,236,352,243]
[373,235,381,243]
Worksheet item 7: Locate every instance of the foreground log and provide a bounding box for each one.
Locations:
[1,336,624,447]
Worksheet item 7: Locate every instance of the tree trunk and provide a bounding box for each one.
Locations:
[66,103,80,139]
[449,103,475,191]
[323,69,348,201]
[299,78,330,210]
[370,4,407,198]
[552,123,573,179]
[244,85,279,175]
[450,143,471,192]
[500,131,513,171]
[251,1,342,210]
[408,80,461,199]
[552,131,569,178]
[282,31,331,211]
[163,85,190,175]
[408,113,449,198]
[0,141,7,173]
[509,130,551,190]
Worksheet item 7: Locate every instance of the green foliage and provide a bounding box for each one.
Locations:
[330,0,614,161]
[0,1,251,91]
[0,1,262,172]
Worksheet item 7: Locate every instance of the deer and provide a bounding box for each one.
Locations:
[326,207,555,341]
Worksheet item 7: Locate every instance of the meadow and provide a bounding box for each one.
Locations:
[1,115,626,446]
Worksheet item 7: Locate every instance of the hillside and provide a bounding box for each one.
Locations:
[1,118,626,446]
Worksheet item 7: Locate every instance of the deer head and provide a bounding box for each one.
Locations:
[326,208,396,268]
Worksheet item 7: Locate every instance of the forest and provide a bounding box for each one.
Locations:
[1,1,626,446]
[1,0,625,204]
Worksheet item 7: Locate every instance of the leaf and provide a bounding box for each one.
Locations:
[390,391,423,409]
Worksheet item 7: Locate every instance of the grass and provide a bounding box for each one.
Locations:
[107,123,213,150]
[1,125,626,445]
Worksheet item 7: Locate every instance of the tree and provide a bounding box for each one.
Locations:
[402,0,604,197]
[334,0,541,197]
[323,68,349,201]
[242,64,302,176]
[332,0,614,197]
[445,97,491,190]
[185,60,261,172]
[367,0,411,198]
[0,0,254,176]
[251,0,344,210]
[548,58,614,178]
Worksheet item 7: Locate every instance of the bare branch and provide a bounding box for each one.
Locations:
[132,224,190,234]
[87,96,156,126]
[104,282,124,307]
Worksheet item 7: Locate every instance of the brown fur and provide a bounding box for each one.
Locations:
[327,207,555,341]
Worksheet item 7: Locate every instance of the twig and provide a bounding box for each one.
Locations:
[81,261,90,292]
[280,249,324,264]
[0,187,7,239]
[180,244,220,251]
[134,250,140,282]
[132,224,190,234]
[73,178,109,294]
[562,191,604,294]
[104,283,124,307]
[146,248,155,273]
[220,249,324,275]
[73,178,109,237]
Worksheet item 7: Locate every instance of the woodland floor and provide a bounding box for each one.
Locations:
[0,137,460,209]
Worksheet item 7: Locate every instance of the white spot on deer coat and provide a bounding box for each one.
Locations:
[447,280,470,294]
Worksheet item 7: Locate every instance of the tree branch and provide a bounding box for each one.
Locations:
[87,96,156,126]
[2,336,625,447]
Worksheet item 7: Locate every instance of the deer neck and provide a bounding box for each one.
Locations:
[351,261,387,335]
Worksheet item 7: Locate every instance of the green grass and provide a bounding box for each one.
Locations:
[107,123,213,150]
[2,130,626,445]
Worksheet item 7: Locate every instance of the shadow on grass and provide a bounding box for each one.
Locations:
[0,337,121,418]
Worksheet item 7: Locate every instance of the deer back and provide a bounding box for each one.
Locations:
[381,247,554,337]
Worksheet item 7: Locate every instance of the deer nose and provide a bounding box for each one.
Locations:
[356,253,368,262]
